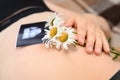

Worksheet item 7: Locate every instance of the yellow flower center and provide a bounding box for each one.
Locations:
[59,32,68,42]
[50,27,57,38]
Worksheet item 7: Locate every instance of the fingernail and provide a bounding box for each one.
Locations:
[87,46,93,53]
[106,48,110,54]
[80,38,84,45]
[95,49,101,55]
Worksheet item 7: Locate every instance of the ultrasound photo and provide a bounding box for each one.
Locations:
[16,22,46,47]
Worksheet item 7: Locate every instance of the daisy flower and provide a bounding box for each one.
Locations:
[42,25,61,48]
[55,27,76,50]
[42,13,64,48]
[45,13,64,28]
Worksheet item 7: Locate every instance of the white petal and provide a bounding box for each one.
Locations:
[56,41,61,49]
[62,43,68,50]
[45,41,50,48]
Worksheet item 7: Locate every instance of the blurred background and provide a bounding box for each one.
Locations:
[48,0,120,50]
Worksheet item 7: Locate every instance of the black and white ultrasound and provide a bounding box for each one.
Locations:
[16,22,46,47]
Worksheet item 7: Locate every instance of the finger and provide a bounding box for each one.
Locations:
[64,19,73,27]
[63,16,74,27]
[86,24,95,53]
[101,31,110,54]
[94,29,102,55]
[76,20,87,45]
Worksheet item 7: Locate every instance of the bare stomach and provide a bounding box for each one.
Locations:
[0,12,120,80]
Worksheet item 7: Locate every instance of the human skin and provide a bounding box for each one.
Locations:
[0,12,120,80]
[44,0,111,55]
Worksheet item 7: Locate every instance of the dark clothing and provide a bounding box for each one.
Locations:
[0,0,51,32]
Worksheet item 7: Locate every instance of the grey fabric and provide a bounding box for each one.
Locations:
[74,0,120,33]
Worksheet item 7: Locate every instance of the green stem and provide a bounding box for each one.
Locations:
[108,38,120,60]
[110,48,120,60]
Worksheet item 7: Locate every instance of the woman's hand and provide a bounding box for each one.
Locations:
[62,13,110,55]
[44,0,110,55]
